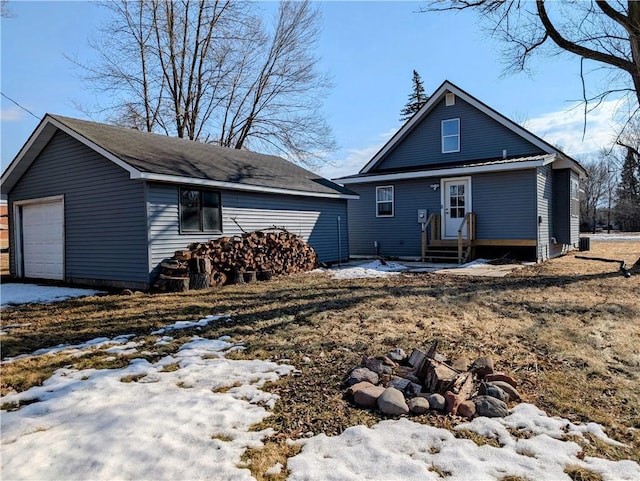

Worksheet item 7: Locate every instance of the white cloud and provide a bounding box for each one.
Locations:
[0,107,25,122]
[526,99,623,156]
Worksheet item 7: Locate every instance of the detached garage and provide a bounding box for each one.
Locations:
[1,114,357,290]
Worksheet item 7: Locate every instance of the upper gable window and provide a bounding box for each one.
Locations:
[180,188,222,233]
[376,186,394,217]
[442,118,460,153]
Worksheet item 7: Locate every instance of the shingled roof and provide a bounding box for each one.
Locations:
[1,114,357,199]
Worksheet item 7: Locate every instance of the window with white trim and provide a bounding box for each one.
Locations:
[179,188,222,233]
[570,178,579,217]
[442,118,460,153]
[376,186,394,217]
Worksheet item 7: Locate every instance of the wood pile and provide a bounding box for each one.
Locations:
[155,228,318,292]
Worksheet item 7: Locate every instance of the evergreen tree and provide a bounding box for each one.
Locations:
[399,70,429,122]
[615,146,640,231]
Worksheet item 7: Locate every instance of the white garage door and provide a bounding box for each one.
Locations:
[22,200,64,280]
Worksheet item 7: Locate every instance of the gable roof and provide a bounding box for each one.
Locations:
[1,114,358,199]
[355,80,586,178]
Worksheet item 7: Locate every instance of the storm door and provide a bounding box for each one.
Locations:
[442,178,471,239]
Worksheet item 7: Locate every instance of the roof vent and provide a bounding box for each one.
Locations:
[445,93,455,106]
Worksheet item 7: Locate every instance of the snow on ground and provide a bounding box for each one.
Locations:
[288,409,639,481]
[0,283,104,308]
[1,333,294,481]
[2,315,639,481]
[324,260,409,279]
[584,234,640,241]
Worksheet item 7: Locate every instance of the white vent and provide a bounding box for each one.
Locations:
[445,93,455,106]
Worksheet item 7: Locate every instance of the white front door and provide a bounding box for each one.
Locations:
[442,178,471,239]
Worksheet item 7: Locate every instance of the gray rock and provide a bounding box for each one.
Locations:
[387,348,407,362]
[458,400,476,418]
[348,367,379,386]
[363,357,394,376]
[426,393,446,411]
[488,381,521,402]
[452,356,470,372]
[377,387,409,416]
[405,382,423,397]
[470,356,494,378]
[479,382,509,403]
[353,384,386,408]
[408,396,430,414]
[387,377,410,391]
[474,395,509,418]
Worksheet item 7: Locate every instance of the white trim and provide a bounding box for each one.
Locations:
[441,177,472,239]
[375,185,394,217]
[441,118,460,153]
[360,81,565,174]
[13,195,65,279]
[136,172,359,199]
[338,157,553,185]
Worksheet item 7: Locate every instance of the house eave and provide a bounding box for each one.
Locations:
[337,158,551,185]
[136,172,360,199]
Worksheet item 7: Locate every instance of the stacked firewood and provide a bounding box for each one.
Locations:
[155,228,318,292]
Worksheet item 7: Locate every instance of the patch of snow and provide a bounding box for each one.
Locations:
[0,335,295,481]
[459,258,491,268]
[584,234,640,241]
[329,260,408,279]
[3,335,136,363]
[151,314,230,334]
[288,413,639,481]
[1,283,105,308]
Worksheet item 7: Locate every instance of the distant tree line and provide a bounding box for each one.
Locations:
[579,123,640,232]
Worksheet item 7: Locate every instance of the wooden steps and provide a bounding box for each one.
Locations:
[423,245,472,264]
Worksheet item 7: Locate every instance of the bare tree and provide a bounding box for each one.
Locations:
[1,0,12,18]
[72,0,334,165]
[579,154,612,232]
[424,1,640,130]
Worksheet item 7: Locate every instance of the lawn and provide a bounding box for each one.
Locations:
[1,239,639,479]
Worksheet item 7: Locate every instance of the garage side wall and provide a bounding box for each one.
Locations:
[147,183,349,278]
[8,131,149,288]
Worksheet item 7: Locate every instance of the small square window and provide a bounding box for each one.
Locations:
[376,186,394,217]
[442,118,460,153]
[180,188,222,233]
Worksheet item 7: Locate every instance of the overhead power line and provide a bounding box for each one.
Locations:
[1,91,40,120]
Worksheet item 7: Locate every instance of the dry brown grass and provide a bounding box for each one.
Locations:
[1,239,639,478]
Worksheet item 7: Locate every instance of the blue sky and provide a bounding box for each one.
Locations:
[1,1,622,179]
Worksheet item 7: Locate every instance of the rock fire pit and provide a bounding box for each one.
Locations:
[346,340,522,418]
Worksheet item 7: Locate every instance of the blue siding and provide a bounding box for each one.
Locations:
[347,179,442,258]
[348,169,538,258]
[553,169,571,245]
[536,165,555,260]
[374,97,546,172]
[147,183,349,274]
[9,131,149,287]
[472,170,537,240]
[570,171,580,246]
